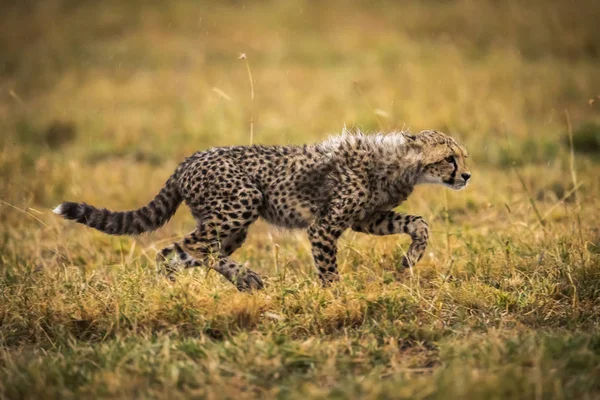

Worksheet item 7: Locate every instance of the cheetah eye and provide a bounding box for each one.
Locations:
[445,156,454,163]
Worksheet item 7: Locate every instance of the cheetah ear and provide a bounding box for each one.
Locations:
[418,129,436,136]
[412,130,432,143]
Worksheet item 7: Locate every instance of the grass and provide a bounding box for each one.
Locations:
[1,0,600,398]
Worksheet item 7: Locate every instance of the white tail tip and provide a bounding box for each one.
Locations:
[52,204,64,215]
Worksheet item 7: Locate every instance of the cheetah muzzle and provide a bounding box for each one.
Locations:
[54,129,471,291]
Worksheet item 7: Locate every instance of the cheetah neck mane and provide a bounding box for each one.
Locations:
[318,128,423,163]
[317,128,426,187]
[320,128,407,149]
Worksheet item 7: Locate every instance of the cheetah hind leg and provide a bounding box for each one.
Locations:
[215,228,264,292]
[155,242,201,282]
[179,227,263,292]
[155,238,263,291]
[154,230,246,281]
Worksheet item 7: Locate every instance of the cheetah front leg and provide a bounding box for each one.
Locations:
[307,222,344,285]
[352,211,430,269]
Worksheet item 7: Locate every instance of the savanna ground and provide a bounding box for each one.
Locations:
[1,0,600,398]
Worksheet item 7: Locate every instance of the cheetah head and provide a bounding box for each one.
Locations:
[415,130,471,190]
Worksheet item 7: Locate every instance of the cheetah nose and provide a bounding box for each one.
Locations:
[461,173,471,182]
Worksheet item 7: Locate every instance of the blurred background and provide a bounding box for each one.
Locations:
[0,0,599,234]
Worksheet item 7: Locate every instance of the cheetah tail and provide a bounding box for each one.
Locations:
[52,174,182,236]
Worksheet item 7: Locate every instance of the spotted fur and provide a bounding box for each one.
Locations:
[54,129,470,291]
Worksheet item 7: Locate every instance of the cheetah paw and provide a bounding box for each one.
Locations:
[235,270,265,292]
[401,256,414,269]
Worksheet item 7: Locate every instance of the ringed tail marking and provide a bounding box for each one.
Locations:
[53,175,182,236]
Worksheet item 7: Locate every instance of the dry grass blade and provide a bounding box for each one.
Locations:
[0,198,49,228]
[239,53,255,145]
[511,165,545,227]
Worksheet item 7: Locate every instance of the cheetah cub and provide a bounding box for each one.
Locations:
[54,129,470,291]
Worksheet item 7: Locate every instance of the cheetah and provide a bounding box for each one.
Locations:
[54,129,470,291]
